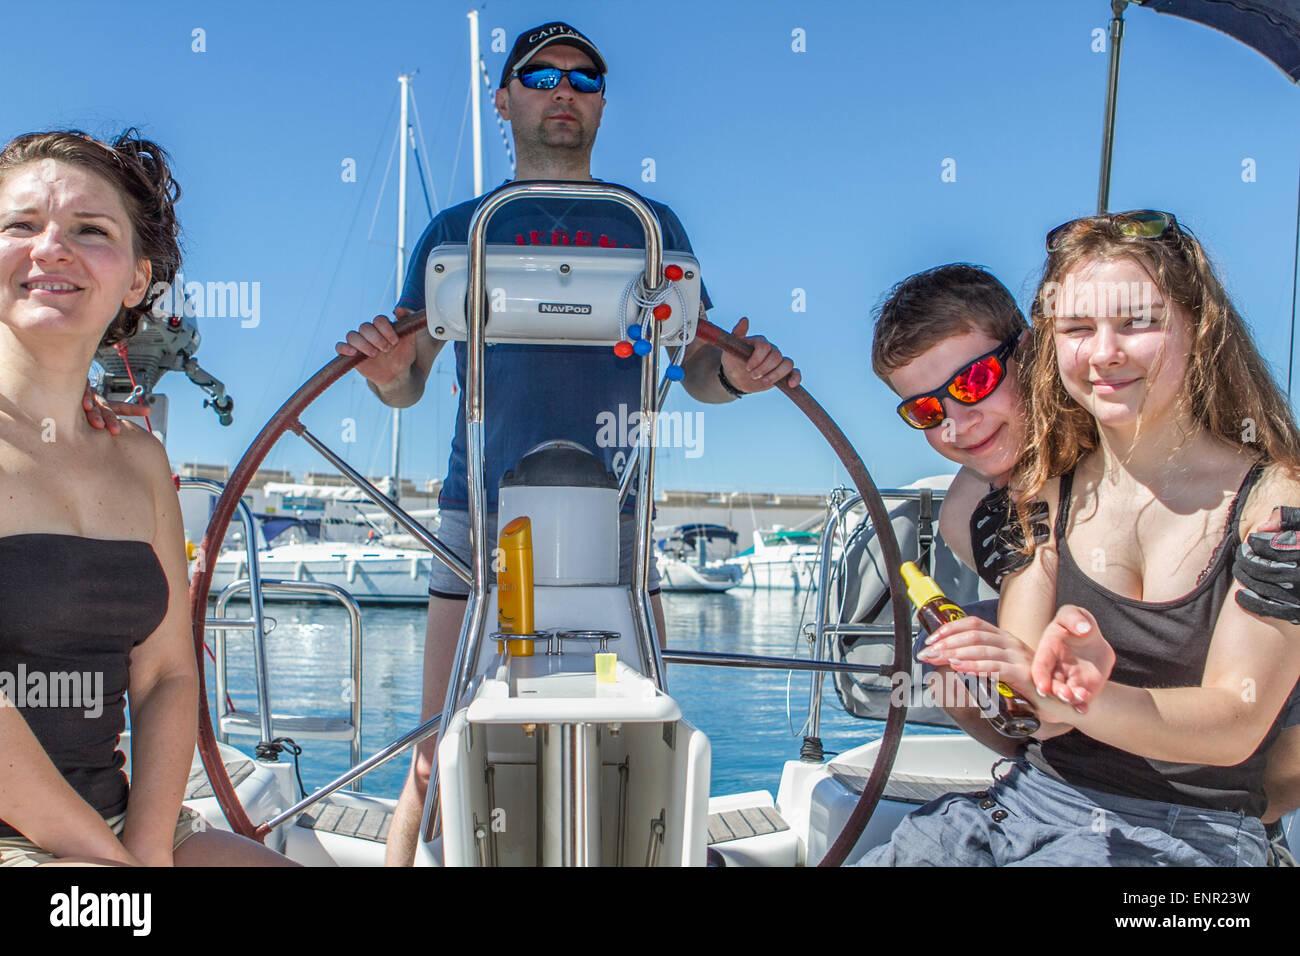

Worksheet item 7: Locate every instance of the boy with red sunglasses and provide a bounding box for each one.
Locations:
[873,264,1042,596]
[871,261,1298,860]
[871,264,1044,757]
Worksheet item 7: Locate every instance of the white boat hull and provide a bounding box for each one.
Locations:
[209,543,432,605]
[725,554,820,590]
[657,556,744,592]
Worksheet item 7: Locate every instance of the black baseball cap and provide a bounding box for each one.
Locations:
[499,21,607,88]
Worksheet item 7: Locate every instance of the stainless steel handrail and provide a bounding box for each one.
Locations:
[181,477,275,749]
[212,578,366,790]
[806,491,865,744]
[422,181,673,851]
[662,649,891,675]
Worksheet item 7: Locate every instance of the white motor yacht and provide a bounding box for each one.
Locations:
[655,523,745,592]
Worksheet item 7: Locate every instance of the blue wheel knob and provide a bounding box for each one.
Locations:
[632,339,653,356]
[627,323,643,340]
[665,364,685,381]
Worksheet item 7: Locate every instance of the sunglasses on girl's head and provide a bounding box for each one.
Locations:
[513,64,605,94]
[896,335,1020,430]
[1045,209,1178,251]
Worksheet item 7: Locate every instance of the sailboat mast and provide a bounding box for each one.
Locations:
[392,72,412,504]
[469,10,484,196]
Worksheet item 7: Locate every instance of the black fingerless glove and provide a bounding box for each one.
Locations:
[1234,505,1300,625]
[969,486,1050,592]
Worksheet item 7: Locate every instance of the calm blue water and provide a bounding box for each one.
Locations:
[203,589,884,799]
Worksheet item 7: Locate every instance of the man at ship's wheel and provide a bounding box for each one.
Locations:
[335,20,802,866]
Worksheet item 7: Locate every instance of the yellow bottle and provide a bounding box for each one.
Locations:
[899,561,1039,737]
[497,516,535,657]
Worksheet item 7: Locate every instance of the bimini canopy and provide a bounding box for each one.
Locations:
[664,523,739,547]
[1136,0,1300,82]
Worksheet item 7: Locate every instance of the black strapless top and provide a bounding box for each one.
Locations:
[0,533,169,838]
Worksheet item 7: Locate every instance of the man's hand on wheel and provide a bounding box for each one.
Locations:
[335,308,416,386]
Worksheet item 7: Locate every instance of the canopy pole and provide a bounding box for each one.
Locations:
[1097,0,1129,214]
[1288,156,1300,399]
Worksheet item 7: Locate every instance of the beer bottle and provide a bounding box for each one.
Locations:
[900,561,1039,737]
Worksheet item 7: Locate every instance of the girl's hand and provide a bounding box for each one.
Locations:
[916,615,1040,703]
[1029,605,1115,712]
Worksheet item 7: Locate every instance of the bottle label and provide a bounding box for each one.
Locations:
[938,603,966,621]
[996,681,1016,699]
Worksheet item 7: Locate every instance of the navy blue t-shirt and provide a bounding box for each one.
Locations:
[397,183,711,511]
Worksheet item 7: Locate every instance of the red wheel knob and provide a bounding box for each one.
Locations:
[653,303,672,321]
[665,264,683,281]
[614,341,635,358]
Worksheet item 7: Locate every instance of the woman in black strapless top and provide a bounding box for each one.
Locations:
[0,130,289,866]
[898,211,1300,866]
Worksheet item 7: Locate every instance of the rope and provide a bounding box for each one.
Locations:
[113,341,152,434]
[479,55,515,174]
[366,122,402,243]
[199,638,237,714]
[407,87,442,215]
[255,737,307,798]
[408,126,436,220]
[447,84,471,200]
[617,275,689,346]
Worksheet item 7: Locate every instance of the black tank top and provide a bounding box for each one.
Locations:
[0,534,169,838]
[1025,463,1279,816]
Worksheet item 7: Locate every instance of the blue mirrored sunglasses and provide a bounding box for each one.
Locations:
[514,65,605,94]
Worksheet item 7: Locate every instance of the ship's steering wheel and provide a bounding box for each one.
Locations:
[187,312,911,867]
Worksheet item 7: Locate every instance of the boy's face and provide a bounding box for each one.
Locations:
[886,329,1027,482]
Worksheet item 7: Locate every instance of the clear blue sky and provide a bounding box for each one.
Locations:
[8,0,1299,494]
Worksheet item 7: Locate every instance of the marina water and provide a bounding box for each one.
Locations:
[203,590,891,799]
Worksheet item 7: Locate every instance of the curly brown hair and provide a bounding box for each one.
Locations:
[0,129,182,347]
[1013,213,1300,546]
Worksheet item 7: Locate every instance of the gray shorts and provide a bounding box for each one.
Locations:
[428,509,660,599]
[854,757,1267,867]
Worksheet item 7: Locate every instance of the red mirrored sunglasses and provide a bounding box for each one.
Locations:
[896,335,1019,430]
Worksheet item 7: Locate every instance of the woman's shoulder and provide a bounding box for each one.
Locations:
[98,422,176,503]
